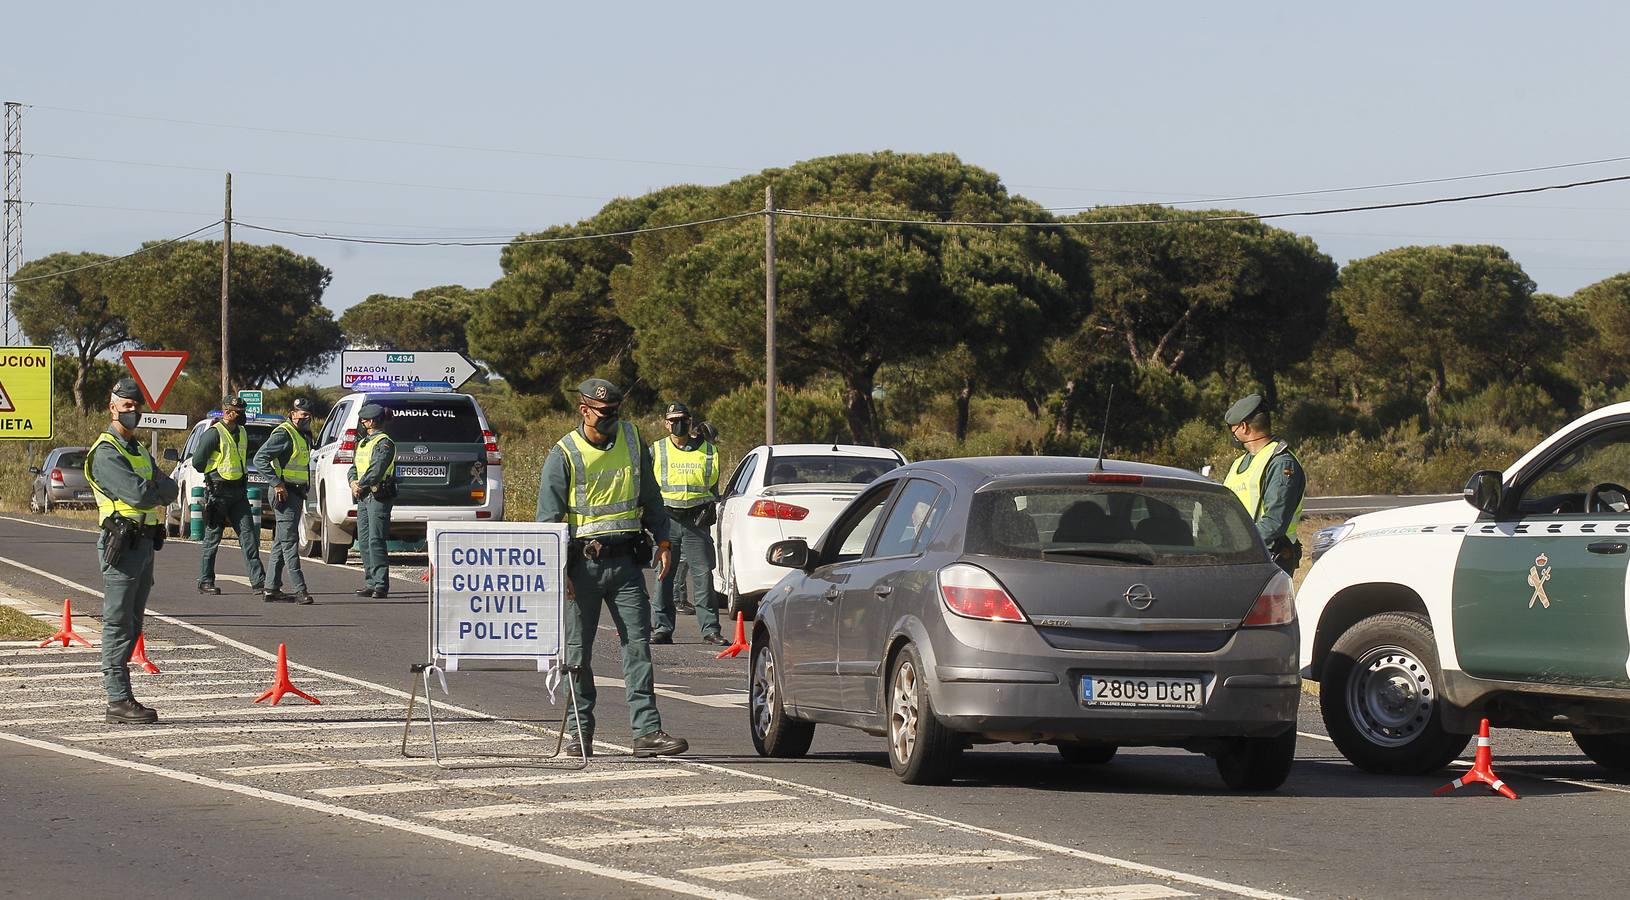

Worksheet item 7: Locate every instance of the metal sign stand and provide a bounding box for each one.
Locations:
[398,662,588,771]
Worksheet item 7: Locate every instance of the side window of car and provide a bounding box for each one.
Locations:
[1517,423,1630,516]
[870,479,948,559]
[824,482,898,565]
[321,402,350,448]
[726,453,759,497]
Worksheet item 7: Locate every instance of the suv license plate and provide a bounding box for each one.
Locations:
[1082,675,1203,709]
[398,465,447,479]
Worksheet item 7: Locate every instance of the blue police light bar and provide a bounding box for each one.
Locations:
[349,378,453,393]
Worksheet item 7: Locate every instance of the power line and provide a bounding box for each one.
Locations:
[234,210,762,246]
[27,199,526,235]
[1,220,223,285]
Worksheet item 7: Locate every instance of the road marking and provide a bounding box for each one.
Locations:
[0,702,401,727]
[64,720,425,741]
[0,690,359,711]
[141,733,545,759]
[145,743,264,758]
[944,888,1195,900]
[0,657,226,670]
[592,675,750,709]
[4,668,243,682]
[419,802,557,822]
[221,761,337,775]
[0,730,753,900]
[0,644,215,656]
[314,768,692,798]
[549,818,909,850]
[681,849,1036,882]
[552,790,788,812]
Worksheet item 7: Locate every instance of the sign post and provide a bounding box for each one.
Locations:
[0,347,53,440]
[341,350,478,391]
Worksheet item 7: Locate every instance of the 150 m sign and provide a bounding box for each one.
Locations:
[0,347,54,440]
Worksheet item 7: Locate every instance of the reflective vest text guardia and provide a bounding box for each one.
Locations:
[205,421,247,481]
[656,438,718,508]
[558,422,643,538]
[1223,440,1303,541]
[274,421,311,485]
[84,431,161,526]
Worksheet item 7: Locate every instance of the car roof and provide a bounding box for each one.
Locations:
[756,444,902,458]
[897,455,1212,488]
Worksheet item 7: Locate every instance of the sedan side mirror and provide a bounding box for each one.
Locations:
[27,466,41,476]
[163,448,180,462]
[1199,464,1214,479]
[767,539,812,569]
[1463,470,1504,515]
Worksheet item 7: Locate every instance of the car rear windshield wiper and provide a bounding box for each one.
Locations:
[1042,547,1158,564]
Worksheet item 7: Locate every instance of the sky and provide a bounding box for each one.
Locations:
[5,2,1630,378]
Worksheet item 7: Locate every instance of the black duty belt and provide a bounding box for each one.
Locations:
[573,538,637,561]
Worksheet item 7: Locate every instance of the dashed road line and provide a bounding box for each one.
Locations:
[551,790,789,813]
[680,850,1037,883]
[4,668,243,682]
[944,888,1195,900]
[0,657,226,670]
[548,818,910,850]
[314,768,692,798]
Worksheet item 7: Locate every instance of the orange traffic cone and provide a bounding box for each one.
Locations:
[129,633,160,674]
[715,611,748,659]
[38,598,93,649]
[254,643,321,705]
[1434,719,1518,799]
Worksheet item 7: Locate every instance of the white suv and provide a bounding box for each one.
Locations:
[304,390,504,562]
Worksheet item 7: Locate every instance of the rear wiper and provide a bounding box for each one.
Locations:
[1042,547,1157,564]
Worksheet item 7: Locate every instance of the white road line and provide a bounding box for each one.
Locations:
[0,644,215,656]
[0,730,752,900]
[590,676,749,709]
[142,733,544,759]
[549,818,909,850]
[0,690,360,711]
[552,790,788,813]
[0,702,401,727]
[944,887,1195,900]
[220,761,337,776]
[5,668,243,682]
[65,720,428,741]
[316,768,692,798]
[144,743,265,759]
[225,756,558,775]
[682,850,1036,883]
[0,657,226,670]
[419,802,556,822]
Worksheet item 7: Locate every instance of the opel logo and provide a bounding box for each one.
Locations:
[1124,583,1155,610]
[414,445,430,455]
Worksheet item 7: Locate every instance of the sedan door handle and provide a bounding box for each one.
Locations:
[822,587,841,602]
[873,585,894,598]
[1588,541,1627,555]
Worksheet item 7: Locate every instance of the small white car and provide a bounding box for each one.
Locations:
[165,414,280,536]
[712,443,906,619]
[1300,402,1630,776]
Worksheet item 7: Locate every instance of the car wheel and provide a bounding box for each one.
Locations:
[1573,732,1630,772]
[28,490,39,514]
[749,634,814,758]
[299,508,319,558]
[320,507,349,564]
[726,564,758,621]
[1215,729,1297,791]
[1057,743,1117,765]
[887,643,961,784]
[1321,612,1471,775]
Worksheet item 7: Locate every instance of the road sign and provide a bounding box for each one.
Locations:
[0,347,53,440]
[429,522,566,671]
[237,389,263,417]
[122,350,189,410]
[342,350,478,391]
[139,412,189,431]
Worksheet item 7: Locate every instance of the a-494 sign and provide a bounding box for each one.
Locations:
[341,350,477,391]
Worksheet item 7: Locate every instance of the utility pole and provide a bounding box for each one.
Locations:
[763,184,777,446]
[3,102,22,347]
[220,172,231,397]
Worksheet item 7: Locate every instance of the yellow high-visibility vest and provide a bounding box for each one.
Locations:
[272,421,310,485]
[557,422,642,538]
[655,438,718,509]
[204,421,247,481]
[84,431,161,526]
[1224,440,1304,541]
[355,432,396,482]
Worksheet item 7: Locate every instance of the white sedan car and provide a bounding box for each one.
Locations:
[712,443,906,619]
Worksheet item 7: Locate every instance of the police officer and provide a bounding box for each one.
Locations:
[1222,394,1306,575]
[349,403,396,598]
[254,398,317,604]
[652,402,725,646]
[193,395,266,595]
[536,379,688,758]
[85,378,179,724]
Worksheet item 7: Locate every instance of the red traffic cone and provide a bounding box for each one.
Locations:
[254,643,321,705]
[715,611,748,659]
[129,633,160,674]
[38,598,93,649]
[1434,718,1518,799]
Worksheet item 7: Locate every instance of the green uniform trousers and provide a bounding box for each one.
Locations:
[199,487,265,587]
[564,554,661,740]
[268,491,308,594]
[357,494,392,591]
[654,515,722,637]
[100,531,154,702]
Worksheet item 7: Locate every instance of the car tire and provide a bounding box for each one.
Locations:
[886,643,962,785]
[1321,612,1471,775]
[299,508,319,558]
[28,491,39,514]
[1057,743,1117,765]
[749,635,814,758]
[726,564,758,621]
[1573,732,1630,772]
[1215,729,1297,791]
[320,505,349,565]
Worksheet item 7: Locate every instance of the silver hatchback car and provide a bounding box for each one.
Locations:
[749,457,1300,788]
[29,446,93,512]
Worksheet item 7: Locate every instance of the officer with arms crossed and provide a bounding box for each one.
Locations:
[85,378,179,724]
[349,403,396,598]
[193,395,266,595]
[536,379,688,758]
[254,398,317,604]
[652,401,725,646]
[1222,393,1306,575]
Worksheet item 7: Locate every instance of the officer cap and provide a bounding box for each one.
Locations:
[664,402,690,419]
[290,397,315,413]
[1224,393,1265,426]
[111,377,144,402]
[222,396,247,411]
[577,378,623,405]
[358,403,387,421]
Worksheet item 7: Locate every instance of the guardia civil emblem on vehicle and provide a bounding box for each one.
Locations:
[1527,554,1554,609]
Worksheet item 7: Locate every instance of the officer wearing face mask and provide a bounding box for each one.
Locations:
[192,395,266,595]
[1221,393,1306,575]
[254,398,317,604]
[652,402,725,646]
[535,378,688,759]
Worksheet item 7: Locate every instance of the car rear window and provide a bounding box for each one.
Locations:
[967,485,1264,566]
[765,455,898,486]
[244,424,274,463]
[376,396,483,444]
[55,451,87,469]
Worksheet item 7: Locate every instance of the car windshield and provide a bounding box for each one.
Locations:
[55,451,87,469]
[966,484,1264,566]
[375,396,483,444]
[765,454,898,486]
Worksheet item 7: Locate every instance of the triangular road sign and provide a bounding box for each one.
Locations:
[0,379,13,413]
[122,351,190,410]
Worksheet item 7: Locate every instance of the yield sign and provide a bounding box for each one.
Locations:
[0,379,13,413]
[122,351,190,410]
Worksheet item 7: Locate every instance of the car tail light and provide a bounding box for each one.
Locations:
[476,511,493,519]
[335,428,358,465]
[49,468,65,484]
[938,563,1027,623]
[1242,571,1295,627]
[483,430,503,466]
[749,499,809,521]
[1087,473,1142,484]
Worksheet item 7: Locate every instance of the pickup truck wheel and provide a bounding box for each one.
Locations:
[1573,732,1630,772]
[1321,612,1470,775]
[299,507,319,558]
[320,507,349,564]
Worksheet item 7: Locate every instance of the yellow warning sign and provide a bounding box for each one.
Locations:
[0,347,53,440]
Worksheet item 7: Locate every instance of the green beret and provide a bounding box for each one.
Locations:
[664,402,691,419]
[578,378,623,404]
[222,396,247,411]
[111,377,144,401]
[358,403,387,420]
[1224,394,1264,426]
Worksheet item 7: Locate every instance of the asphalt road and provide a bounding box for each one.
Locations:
[1,512,1627,900]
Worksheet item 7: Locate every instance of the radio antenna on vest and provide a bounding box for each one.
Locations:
[1094,385,1115,472]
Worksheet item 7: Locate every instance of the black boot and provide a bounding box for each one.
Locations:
[563,734,593,758]
[631,731,688,758]
[197,582,221,595]
[106,698,159,725]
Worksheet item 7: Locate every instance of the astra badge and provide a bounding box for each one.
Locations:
[1527,553,1554,609]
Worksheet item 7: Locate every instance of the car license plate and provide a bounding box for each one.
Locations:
[75,491,93,500]
[1081,675,1203,709]
[398,465,447,479]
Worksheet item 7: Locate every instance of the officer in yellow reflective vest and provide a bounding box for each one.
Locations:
[652,402,725,646]
[349,403,396,598]
[536,379,688,759]
[85,378,178,724]
[254,398,316,604]
[192,395,266,594]
[1222,394,1306,575]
